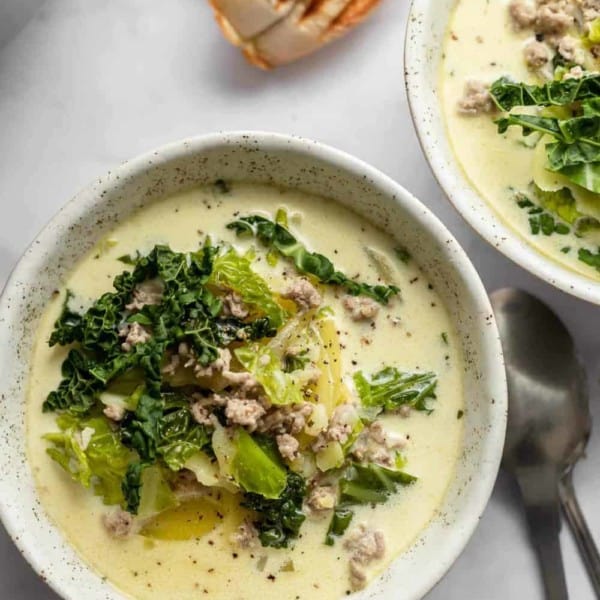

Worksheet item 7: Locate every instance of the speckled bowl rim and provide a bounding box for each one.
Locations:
[404,0,600,305]
[0,131,507,600]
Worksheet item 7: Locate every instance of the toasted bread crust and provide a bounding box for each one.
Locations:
[208,0,382,68]
[210,0,297,40]
[327,0,381,40]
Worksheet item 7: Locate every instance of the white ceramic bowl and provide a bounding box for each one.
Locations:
[0,132,506,600]
[405,0,600,305]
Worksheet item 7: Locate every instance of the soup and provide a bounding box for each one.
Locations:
[27,182,464,599]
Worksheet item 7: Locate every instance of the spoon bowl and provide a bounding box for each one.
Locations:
[492,288,590,473]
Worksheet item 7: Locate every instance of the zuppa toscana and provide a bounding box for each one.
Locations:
[27,182,464,599]
[442,0,600,279]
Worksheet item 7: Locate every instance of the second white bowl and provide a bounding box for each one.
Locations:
[405,0,600,305]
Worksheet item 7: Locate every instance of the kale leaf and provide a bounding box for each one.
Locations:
[490,75,600,194]
[353,366,438,415]
[325,463,416,545]
[43,350,105,414]
[156,396,212,471]
[227,215,399,304]
[120,393,164,462]
[339,463,416,504]
[325,506,354,546]
[42,340,167,414]
[121,393,212,470]
[578,247,600,271]
[117,393,212,513]
[122,462,145,514]
[48,290,83,346]
[241,471,307,548]
[490,74,600,111]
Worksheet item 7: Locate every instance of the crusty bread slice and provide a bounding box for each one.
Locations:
[209,0,382,68]
[210,0,297,41]
[247,0,353,68]
[325,0,382,40]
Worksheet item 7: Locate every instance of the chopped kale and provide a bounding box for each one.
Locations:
[44,242,283,513]
[325,506,354,546]
[227,215,399,304]
[48,290,83,347]
[120,394,164,463]
[325,463,416,545]
[241,472,307,548]
[354,367,437,415]
[578,247,600,271]
[43,350,106,414]
[338,463,416,505]
[122,462,145,514]
[514,193,571,237]
[44,221,422,538]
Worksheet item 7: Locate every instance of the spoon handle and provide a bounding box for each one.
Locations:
[518,469,569,600]
[560,470,600,598]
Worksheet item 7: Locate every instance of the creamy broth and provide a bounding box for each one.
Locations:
[27,183,464,599]
[441,0,600,279]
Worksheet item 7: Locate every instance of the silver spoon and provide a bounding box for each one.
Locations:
[491,288,600,600]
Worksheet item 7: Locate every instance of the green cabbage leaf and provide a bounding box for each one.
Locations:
[241,471,306,548]
[231,429,287,498]
[44,414,133,506]
[235,345,303,406]
[210,248,286,328]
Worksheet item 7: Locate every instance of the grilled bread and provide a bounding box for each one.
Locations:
[209,0,382,68]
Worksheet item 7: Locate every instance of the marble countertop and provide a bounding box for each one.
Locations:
[0,1,598,598]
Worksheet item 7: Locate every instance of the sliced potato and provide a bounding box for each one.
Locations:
[313,316,350,416]
[316,440,344,471]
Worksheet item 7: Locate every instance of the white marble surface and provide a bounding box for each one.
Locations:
[0,1,598,598]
